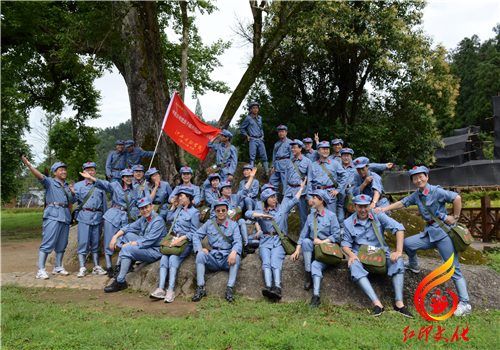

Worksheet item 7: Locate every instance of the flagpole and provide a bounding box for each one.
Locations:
[149,92,176,169]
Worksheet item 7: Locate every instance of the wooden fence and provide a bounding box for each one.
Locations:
[404,196,499,242]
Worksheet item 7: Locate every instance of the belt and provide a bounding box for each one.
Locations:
[263,231,278,235]
[111,205,127,211]
[276,157,289,160]
[317,185,336,190]
[217,164,231,168]
[47,202,68,208]
[426,220,436,225]
[287,183,301,188]
[250,136,262,138]
[81,208,102,212]
[347,184,354,188]
[112,168,124,171]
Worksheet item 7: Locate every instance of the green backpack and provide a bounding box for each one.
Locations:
[356,214,387,274]
[312,216,343,266]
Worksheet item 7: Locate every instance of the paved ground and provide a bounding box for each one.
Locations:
[1,271,110,290]
[471,241,500,251]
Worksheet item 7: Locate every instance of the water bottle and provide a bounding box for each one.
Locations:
[436,210,447,221]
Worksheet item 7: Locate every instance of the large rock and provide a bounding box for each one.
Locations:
[127,250,500,310]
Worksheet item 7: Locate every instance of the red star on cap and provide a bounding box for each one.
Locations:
[268,183,271,186]
[361,195,365,199]
[413,166,417,169]
[127,169,130,172]
[345,148,348,150]
[279,125,282,127]
[119,140,122,142]
[87,162,90,164]
[141,199,144,202]
[335,138,338,141]
[219,198,222,201]
[185,167,188,169]
[60,161,63,164]
[356,160,359,163]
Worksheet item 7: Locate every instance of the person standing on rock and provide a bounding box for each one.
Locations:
[79,168,137,278]
[104,197,166,293]
[282,139,313,230]
[142,167,173,221]
[73,162,108,278]
[342,194,413,318]
[168,166,201,207]
[105,140,128,183]
[269,125,292,192]
[239,101,270,179]
[191,198,242,303]
[22,157,76,279]
[124,140,157,169]
[291,189,341,307]
[207,129,238,183]
[245,176,307,301]
[374,166,471,317]
[150,186,200,303]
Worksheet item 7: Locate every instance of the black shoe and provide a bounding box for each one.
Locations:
[268,287,282,300]
[107,268,115,279]
[104,279,128,293]
[192,286,207,302]
[244,245,255,254]
[372,305,385,317]
[394,305,414,318]
[262,286,272,298]
[250,242,260,249]
[309,295,321,308]
[263,173,269,181]
[304,272,312,290]
[225,287,235,302]
[114,265,121,274]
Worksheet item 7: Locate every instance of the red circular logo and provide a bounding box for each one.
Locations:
[361,196,365,199]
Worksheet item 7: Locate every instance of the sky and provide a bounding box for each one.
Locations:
[26,0,500,162]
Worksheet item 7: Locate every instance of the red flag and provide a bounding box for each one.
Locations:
[162,92,221,161]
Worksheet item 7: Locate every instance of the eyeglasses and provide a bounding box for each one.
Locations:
[215,209,227,213]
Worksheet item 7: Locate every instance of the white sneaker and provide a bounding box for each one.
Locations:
[150,288,166,299]
[52,266,70,276]
[164,289,176,303]
[454,301,471,316]
[77,267,86,278]
[36,269,49,280]
[92,265,107,275]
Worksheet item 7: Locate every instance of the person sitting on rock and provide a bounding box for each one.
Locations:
[143,167,173,221]
[74,162,108,278]
[212,167,259,256]
[245,177,307,301]
[22,157,76,279]
[168,166,201,207]
[192,198,242,302]
[246,183,278,249]
[150,186,200,303]
[80,168,137,278]
[104,197,166,293]
[291,189,340,308]
[342,194,412,317]
[204,173,221,207]
[374,165,471,317]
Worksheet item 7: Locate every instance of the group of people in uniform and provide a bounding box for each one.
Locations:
[21,101,472,318]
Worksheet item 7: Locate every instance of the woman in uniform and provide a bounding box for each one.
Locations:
[169,167,201,207]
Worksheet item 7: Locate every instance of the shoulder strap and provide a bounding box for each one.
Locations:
[58,182,70,204]
[74,186,96,212]
[123,188,134,222]
[420,198,451,234]
[319,163,338,188]
[167,208,183,235]
[369,211,385,248]
[112,153,124,168]
[313,215,318,240]
[220,144,232,168]
[276,140,285,153]
[142,214,159,236]
[292,160,304,180]
[251,116,262,130]
[211,219,232,244]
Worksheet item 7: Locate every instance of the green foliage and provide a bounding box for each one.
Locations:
[48,119,101,181]
[95,120,133,177]
[234,1,458,166]
[445,24,500,136]
[459,190,500,202]
[486,250,500,274]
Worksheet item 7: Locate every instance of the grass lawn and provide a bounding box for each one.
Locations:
[2,285,499,349]
[1,208,44,240]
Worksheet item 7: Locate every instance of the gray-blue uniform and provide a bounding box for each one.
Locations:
[193,198,242,289]
[352,157,390,210]
[342,195,405,304]
[237,163,260,214]
[281,139,313,229]
[124,140,156,168]
[106,140,127,183]
[159,187,201,292]
[303,137,319,162]
[310,141,347,213]
[239,102,269,173]
[131,164,146,219]
[400,166,469,303]
[298,191,341,296]
[248,182,279,245]
[169,167,201,206]
[73,162,108,267]
[329,138,344,164]
[245,189,298,289]
[114,198,167,284]
[36,162,76,269]
[207,130,238,182]
[143,167,173,220]
[270,125,292,189]
[94,170,138,270]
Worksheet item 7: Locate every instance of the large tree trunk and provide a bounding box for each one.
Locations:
[113,1,179,183]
